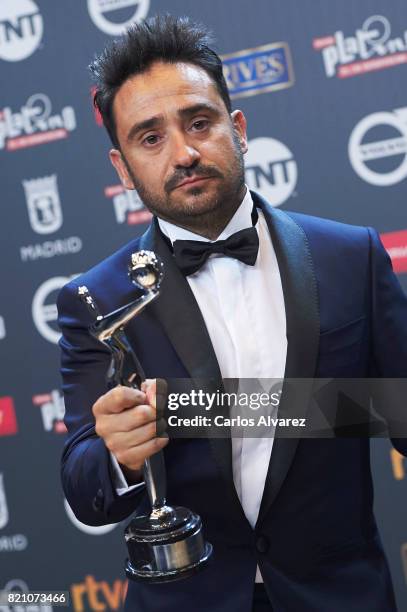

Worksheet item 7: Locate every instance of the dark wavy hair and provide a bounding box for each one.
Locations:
[89,14,232,148]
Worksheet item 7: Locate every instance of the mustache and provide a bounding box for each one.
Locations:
[165,164,224,193]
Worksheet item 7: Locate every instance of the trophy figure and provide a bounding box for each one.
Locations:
[78,250,212,583]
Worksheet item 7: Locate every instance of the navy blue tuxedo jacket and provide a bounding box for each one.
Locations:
[58,191,407,612]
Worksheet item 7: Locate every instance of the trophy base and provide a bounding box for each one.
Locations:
[124,505,213,583]
[125,541,212,583]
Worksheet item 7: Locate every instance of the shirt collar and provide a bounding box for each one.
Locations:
[157,186,254,245]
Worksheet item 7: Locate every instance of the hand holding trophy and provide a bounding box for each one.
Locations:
[78,250,212,583]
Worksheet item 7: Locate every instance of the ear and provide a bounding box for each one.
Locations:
[231,110,248,154]
[109,149,136,190]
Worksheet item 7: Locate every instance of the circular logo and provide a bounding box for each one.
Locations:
[244,137,297,207]
[32,276,76,344]
[0,0,43,62]
[87,0,150,36]
[348,110,407,186]
[64,499,118,535]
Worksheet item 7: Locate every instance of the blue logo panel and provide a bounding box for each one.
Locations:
[221,42,295,99]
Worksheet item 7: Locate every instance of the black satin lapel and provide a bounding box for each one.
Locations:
[138,221,247,523]
[252,192,320,526]
[138,219,223,382]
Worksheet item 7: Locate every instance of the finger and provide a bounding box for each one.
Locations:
[142,378,168,418]
[113,434,169,470]
[109,403,158,432]
[142,379,157,410]
[107,418,164,453]
[93,385,146,416]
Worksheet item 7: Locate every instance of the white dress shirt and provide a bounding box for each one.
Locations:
[111,186,287,582]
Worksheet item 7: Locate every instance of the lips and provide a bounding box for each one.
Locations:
[175,176,211,189]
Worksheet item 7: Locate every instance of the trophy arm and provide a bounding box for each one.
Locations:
[109,330,167,510]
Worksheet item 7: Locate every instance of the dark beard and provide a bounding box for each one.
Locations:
[121,131,246,238]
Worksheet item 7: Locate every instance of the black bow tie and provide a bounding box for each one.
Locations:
[172,208,259,276]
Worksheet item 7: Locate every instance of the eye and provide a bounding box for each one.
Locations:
[142,134,161,146]
[190,119,209,132]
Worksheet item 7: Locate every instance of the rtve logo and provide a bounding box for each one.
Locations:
[70,575,127,611]
[390,448,405,480]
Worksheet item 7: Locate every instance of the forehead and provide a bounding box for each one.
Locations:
[113,61,226,130]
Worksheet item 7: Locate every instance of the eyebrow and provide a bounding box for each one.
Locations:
[126,102,221,143]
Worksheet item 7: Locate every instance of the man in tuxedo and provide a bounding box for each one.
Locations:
[58,15,407,612]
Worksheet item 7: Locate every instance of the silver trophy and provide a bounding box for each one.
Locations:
[78,250,212,583]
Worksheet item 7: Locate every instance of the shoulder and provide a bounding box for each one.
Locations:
[284,209,369,242]
[281,209,373,261]
[277,209,378,280]
[252,189,371,250]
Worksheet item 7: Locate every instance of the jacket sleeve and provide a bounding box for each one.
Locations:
[57,281,147,526]
[368,227,407,456]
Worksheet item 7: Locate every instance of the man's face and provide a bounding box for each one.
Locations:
[109,61,248,230]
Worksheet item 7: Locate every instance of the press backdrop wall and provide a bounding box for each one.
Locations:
[1,1,406,610]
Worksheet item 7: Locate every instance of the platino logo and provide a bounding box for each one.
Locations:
[380,229,407,274]
[313,15,407,79]
[64,499,117,535]
[23,174,63,234]
[244,137,297,206]
[32,390,66,433]
[0,0,43,62]
[348,107,407,186]
[0,473,9,529]
[105,185,152,225]
[87,0,149,35]
[32,276,77,344]
[0,93,77,151]
[0,397,18,437]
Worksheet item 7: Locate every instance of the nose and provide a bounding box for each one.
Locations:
[170,131,200,168]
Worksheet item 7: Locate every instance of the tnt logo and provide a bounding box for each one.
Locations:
[245,137,298,207]
[0,397,18,436]
[71,575,127,611]
[32,390,66,433]
[0,0,43,62]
